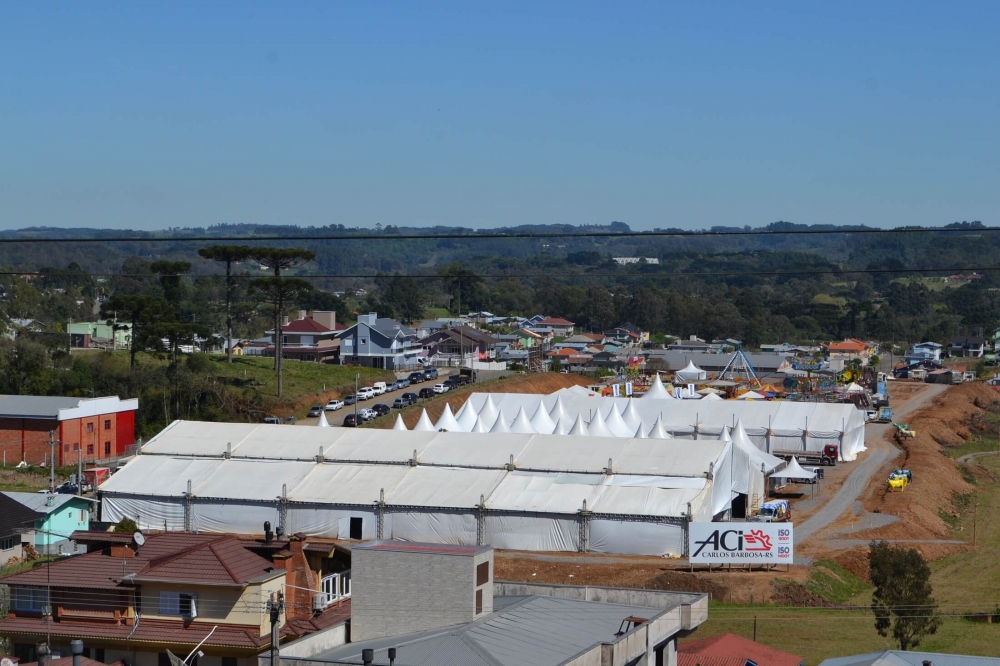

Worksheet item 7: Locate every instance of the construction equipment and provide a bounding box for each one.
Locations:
[749,499,792,523]
[874,407,893,423]
[772,444,839,466]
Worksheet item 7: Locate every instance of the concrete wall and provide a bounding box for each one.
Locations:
[351,547,494,642]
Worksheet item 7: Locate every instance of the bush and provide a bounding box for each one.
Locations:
[114,518,138,533]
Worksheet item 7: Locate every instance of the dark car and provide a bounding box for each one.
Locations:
[418,387,434,399]
[402,392,419,404]
[342,413,358,427]
[443,379,457,390]
[423,368,438,380]
[392,397,408,409]
[372,403,391,417]
[344,394,358,405]
[307,406,323,418]
[407,371,425,383]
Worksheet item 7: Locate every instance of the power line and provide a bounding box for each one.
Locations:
[0,225,997,244]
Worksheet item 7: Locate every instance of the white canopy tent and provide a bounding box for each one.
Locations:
[675,360,707,382]
[769,456,817,481]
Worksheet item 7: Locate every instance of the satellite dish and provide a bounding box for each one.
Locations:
[133,532,146,547]
[4,656,17,666]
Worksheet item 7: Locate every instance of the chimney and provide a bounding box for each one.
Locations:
[36,643,49,666]
[298,310,307,320]
[282,316,290,326]
[312,311,337,331]
[71,640,84,666]
[922,662,932,666]
[362,649,374,666]
[282,533,318,621]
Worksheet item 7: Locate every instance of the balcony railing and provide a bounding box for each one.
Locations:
[319,570,351,608]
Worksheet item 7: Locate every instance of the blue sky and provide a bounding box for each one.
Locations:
[1,2,998,231]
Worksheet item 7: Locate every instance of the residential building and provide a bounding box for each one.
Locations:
[413,319,464,339]
[667,336,725,354]
[604,325,647,345]
[67,321,133,350]
[272,542,708,666]
[904,341,943,365]
[949,335,986,358]
[338,313,419,370]
[552,334,599,351]
[0,530,352,666]
[825,338,872,362]
[0,395,138,467]
[514,327,545,347]
[1,492,94,554]
[612,256,660,265]
[0,493,41,563]
[264,311,343,363]
[532,317,575,337]
[820,650,1000,666]
[679,633,803,666]
[418,326,499,360]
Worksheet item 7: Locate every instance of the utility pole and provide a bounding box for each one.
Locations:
[47,430,58,493]
[268,591,284,666]
[354,372,359,421]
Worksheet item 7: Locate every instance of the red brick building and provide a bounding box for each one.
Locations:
[0,396,138,467]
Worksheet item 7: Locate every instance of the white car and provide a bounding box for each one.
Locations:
[432,384,449,394]
[358,387,375,400]
[372,382,387,395]
[358,408,377,421]
[325,399,344,411]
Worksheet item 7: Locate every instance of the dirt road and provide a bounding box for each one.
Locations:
[796,382,951,543]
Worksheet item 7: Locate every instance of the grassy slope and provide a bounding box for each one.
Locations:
[201,356,393,402]
[690,457,1000,664]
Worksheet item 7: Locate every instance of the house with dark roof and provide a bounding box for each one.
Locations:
[2,492,95,554]
[338,313,419,370]
[949,335,986,358]
[264,311,344,363]
[417,326,500,360]
[679,633,803,666]
[0,531,352,666]
[0,493,42,564]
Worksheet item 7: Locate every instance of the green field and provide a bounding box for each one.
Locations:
[691,456,1000,664]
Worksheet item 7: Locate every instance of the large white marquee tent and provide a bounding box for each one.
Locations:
[99,418,781,557]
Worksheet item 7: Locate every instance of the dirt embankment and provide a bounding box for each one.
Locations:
[371,373,591,429]
[849,382,1000,554]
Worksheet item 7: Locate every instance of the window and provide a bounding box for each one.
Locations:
[86,444,94,454]
[87,423,93,433]
[349,517,363,540]
[104,420,111,430]
[93,650,105,664]
[475,589,483,614]
[360,338,366,345]
[158,654,171,666]
[80,509,89,522]
[73,443,79,451]
[159,591,197,616]
[12,587,48,612]
[1,537,14,551]
[105,441,111,455]
[476,561,490,586]
[222,658,237,666]
[63,444,69,452]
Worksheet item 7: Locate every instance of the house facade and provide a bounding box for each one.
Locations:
[0,493,40,564]
[533,317,575,337]
[264,311,343,363]
[949,336,985,358]
[825,339,873,363]
[1,492,93,554]
[67,321,133,350]
[418,326,499,359]
[338,313,419,370]
[905,341,943,365]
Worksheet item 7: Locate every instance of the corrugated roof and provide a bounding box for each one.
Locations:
[680,633,803,666]
[0,395,84,418]
[2,491,88,514]
[0,493,42,537]
[819,651,1000,666]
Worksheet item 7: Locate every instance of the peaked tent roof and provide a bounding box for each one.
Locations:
[315,410,330,427]
[769,456,816,480]
[509,407,537,434]
[434,404,462,431]
[529,402,557,434]
[392,415,407,431]
[412,409,436,432]
[643,373,671,400]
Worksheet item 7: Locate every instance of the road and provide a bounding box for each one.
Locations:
[796,382,950,543]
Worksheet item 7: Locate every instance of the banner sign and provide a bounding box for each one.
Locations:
[688,522,793,564]
[791,359,823,371]
[625,382,633,396]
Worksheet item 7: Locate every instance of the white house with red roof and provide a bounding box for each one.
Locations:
[265,310,345,363]
[533,317,575,337]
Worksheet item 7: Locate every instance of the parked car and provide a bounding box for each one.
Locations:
[408,372,426,383]
[342,413,358,427]
[307,406,323,418]
[432,383,449,394]
[325,399,344,411]
[372,403,391,417]
[392,397,408,409]
[403,392,419,404]
[372,382,387,395]
[389,380,406,391]
[397,378,411,388]
[263,416,282,425]
[423,368,438,380]
[344,394,357,405]
[358,387,375,400]
[285,415,296,424]
[442,379,457,390]
[358,408,377,421]
[418,387,434,399]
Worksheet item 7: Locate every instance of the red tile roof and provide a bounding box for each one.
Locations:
[284,599,351,635]
[138,536,276,585]
[538,317,575,326]
[21,657,122,666]
[281,318,337,334]
[679,634,803,666]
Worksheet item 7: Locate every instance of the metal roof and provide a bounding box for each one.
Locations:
[820,651,1000,666]
[0,395,85,418]
[1,491,94,514]
[305,595,663,666]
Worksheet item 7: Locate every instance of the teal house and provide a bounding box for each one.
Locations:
[1,492,95,554]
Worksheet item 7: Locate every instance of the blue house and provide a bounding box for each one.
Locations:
[905,341,942,365]
[338,312,420,370]
[1,492,95,554]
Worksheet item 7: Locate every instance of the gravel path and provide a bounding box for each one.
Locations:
[797,383,951,543]
[957,450,999,464]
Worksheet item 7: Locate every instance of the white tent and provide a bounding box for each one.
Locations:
[769,456,817,481]
[456,400,479,431]
[552,418,570,436]
[413,409,436,432]
[604,403,634,437]
[490,414,512,433]
[529,403,557,434]
[586,408,613,437]
[434,404,462,431]
[567,414,589,436]
[315,410,330,427]
[697,386,723,396]
[736,391,765,400]
[509,407,537,434]
[701,393,723,401]
[471,415,490,433]
[392,415,408,431]
[676,360,707,382]
[844,382,865,393]
[620,399,642,432]
[642,373,671,400]
[647,416,669,439]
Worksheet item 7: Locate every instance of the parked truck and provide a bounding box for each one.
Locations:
[771,443,839,466]
[874,407,893,423]
[750,499,792,523]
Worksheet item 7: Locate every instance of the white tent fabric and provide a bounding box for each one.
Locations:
[647,416,669,440]
[586,409,613,437]
[730,421,783,474]
[604,403,634,437]
[529,403,557,434]
[697,386,723,396]
[642,373,671,399]
[701,393,723,401]
[621,399,642,432]
[844,382,865,393]
[393,415,408,431]
[315,410,330,427]
[471,415,490,433]
[490,414,512,433]
[770,456,817,480]
[552,418,570,436]
[567,414,589,436]
[413,409,436,432]
[736,391,765,400]
[434,404,462,431]
[456,400,479,431]
[633,424,646,439]
[676,360,707,382]
[509,407,537,434]
[548,395,568,422]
